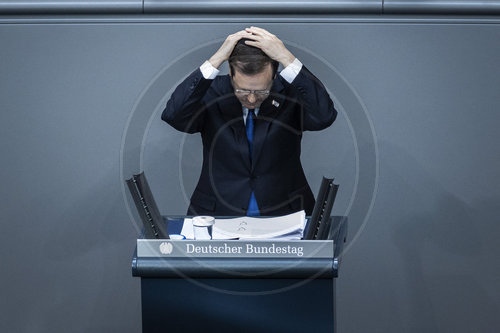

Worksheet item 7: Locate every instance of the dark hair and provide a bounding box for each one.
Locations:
[228,39,279,77]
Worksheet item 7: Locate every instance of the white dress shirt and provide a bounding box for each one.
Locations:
[200,58,303,83]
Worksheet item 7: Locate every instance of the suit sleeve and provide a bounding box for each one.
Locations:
[281,66,337,131]
[161,68,214,134]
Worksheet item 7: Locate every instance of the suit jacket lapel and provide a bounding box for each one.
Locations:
[251,78,286,170]
[217,90,252,171]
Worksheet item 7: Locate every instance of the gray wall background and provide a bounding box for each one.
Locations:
[1,15,499,333]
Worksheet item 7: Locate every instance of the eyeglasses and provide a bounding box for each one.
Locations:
[234,89,270,96]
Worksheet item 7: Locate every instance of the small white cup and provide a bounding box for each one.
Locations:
[192,216,215,240]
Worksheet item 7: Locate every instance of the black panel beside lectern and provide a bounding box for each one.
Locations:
[128,173,346,332]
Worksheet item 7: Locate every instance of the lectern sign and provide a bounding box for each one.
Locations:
[137,240,334,259]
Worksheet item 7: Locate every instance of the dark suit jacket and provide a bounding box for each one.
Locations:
[162,65,337,216]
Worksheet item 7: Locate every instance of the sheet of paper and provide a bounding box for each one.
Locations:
[180,210,306,240]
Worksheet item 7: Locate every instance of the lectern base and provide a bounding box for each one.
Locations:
[141,278,335,333]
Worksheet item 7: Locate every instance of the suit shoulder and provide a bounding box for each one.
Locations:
[210,74,232,95]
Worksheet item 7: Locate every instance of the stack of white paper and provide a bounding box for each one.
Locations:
[180,210,306,240]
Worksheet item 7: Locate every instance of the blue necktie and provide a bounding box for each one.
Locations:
[246,109,260,216]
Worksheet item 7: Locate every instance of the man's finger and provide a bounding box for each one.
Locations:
[237,30,252,36]
[230,30,252,40]
[247,26,272,36]
[244,40,260,47]
[243,34,261,42]
[244,40,268,52]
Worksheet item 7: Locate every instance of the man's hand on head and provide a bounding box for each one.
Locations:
[208,30,253,69]
[244,26,296,68]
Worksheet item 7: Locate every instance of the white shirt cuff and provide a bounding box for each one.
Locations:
[279,58,303,83]
[200,60,220,80]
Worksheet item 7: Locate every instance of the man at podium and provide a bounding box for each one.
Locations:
[162,26,336,217]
